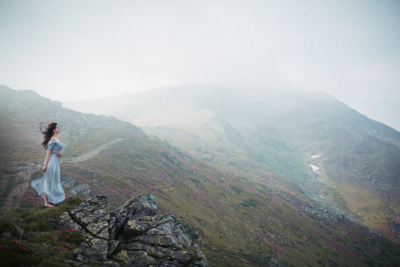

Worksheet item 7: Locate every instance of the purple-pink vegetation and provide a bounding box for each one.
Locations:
[273,197,282,205]
[242,185,261,195]
[277,185,296,196]
[208,202,216,208]
[158,193,169,199]
[170,151,199,170]
[327,240,356,258]
[124,188,135,195]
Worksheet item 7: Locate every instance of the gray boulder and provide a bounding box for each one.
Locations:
[59,194,208,267]
[62,177,77,188]
[74,183,91,196]
[163,151,179,165]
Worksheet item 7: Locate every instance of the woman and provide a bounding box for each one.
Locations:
[31,122,65,207]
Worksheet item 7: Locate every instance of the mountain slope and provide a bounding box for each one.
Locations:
[65,84,400,242]
[1,85,400,266]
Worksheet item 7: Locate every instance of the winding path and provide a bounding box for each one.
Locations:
[62,138,125,163]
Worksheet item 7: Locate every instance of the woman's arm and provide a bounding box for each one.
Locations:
[43,150,51,172]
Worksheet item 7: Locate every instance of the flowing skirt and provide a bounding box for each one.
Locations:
[31,154,65,205]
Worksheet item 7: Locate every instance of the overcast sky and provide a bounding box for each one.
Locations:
[1,0,399,130]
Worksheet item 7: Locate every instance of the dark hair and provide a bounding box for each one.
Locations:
[38,120,57,149]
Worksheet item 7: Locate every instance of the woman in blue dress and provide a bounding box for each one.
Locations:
[31,122,65,207]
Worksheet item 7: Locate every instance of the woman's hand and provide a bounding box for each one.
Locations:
[56,153,63,157]
[43,165,47,172]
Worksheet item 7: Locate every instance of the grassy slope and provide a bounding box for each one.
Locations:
[7,134,400,267]
[0,196,87,267]
[1,86,400,266]
[289,118,400,241]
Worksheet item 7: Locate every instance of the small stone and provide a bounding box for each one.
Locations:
[73,247,82,257]
[15,225,24,239]
[76,254,88,263]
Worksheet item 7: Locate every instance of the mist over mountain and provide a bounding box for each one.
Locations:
[65,83,400,238]
[64,84,400,145]
[65,84,400,184]
[1,84,400,266]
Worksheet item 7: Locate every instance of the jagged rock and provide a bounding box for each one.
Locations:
[82,238,108,260]
[163,140,191,162]
[108,194,159,241]
[62,176,77,188]
[69,188,77,196]
[107,240,119,258]
[88,171,96,179]
[73,247,83,257]
[76,255,89,263]
[178,151,191,162]
[59,194,208,267]
[67,182,91,197]
[64,259,88,266]
[163,151,179,165]
[73,183,91,196]
[15,225,24,239]
[263,257,286,267]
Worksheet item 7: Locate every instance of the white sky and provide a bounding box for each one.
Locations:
[1,0,399,130]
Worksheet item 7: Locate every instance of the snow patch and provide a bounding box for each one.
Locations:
[310,155,319,159]
[309,164,320,174]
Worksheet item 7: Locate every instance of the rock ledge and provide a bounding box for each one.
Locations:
[60,194,208,267]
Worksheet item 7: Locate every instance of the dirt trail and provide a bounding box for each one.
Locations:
[0,138,125,217]
[63,138,125,163]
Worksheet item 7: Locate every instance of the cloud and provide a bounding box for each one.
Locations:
[0,0,399,129]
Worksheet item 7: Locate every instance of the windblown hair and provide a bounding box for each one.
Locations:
[39,120,57,149]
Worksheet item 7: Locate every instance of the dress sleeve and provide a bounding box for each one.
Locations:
[46,142,54,151]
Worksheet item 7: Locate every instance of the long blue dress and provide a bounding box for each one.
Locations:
[31,140,65,205]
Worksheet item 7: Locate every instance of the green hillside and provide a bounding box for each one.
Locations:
[1,85,400,266]
[65,84,400,243]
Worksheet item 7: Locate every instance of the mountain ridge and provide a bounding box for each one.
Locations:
[63,83,400,240]
[1,84,400,266]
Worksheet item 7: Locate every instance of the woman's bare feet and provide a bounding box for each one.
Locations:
[43,193,54,207]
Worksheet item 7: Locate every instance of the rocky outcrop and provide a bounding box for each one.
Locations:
[59,194,207,267]
[69,183,91,197]
[60,171,91,197]
[164,140,191,162]
[163,152,179,166]
[61,177,77,188]
[87,171,104,184]
[298,173,348,221]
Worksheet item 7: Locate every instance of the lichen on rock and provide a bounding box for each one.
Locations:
[59,193,208,267]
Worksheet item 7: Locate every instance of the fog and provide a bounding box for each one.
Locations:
[0,0,399,130]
